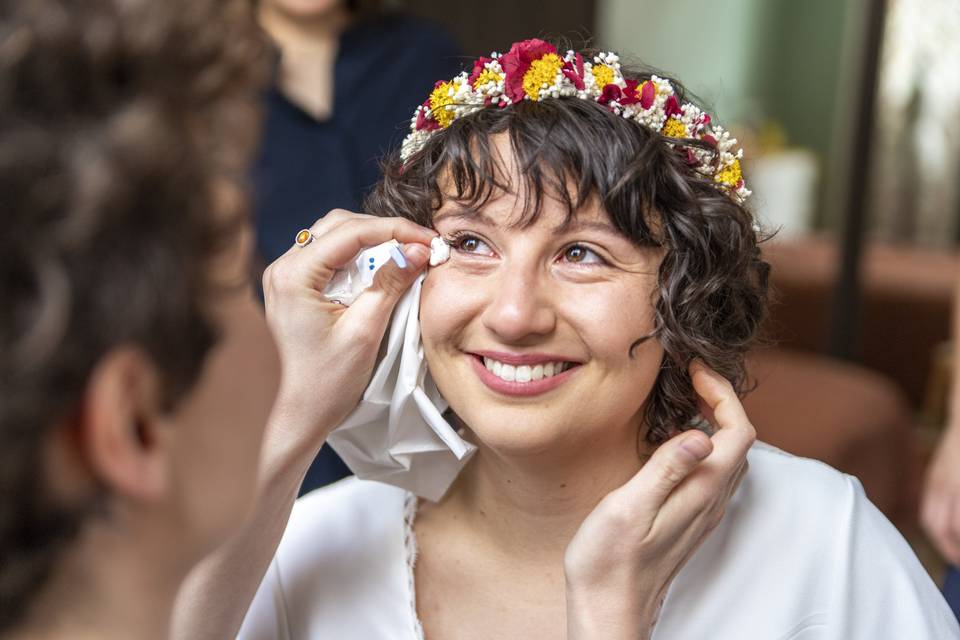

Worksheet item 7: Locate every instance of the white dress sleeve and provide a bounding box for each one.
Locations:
[233,478,415,640]
[828,476,959,639]
[236,557,291,640]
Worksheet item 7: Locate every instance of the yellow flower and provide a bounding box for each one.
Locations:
[522,53,563,101]
[715,158,743,186]
[661,117,687,138]
[473,68,503,89]
[429,81,456,128]
[592,63,615,89]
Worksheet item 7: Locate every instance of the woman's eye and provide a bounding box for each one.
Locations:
[454,235,493,256]
[561,244,604,265]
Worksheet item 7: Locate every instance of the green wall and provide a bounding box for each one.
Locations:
[597,0,856,228]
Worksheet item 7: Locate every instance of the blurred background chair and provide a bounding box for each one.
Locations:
[745,236,958,524]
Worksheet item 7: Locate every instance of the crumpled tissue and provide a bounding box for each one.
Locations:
[325,275,475,502]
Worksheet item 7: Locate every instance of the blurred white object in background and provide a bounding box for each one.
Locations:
[870,0,960,246]
[748,149,819,238]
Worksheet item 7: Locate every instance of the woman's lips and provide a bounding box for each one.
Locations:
[467,353,581,397]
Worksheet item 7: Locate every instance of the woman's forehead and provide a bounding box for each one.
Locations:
[433,195,621,237]
[429,130,658,244]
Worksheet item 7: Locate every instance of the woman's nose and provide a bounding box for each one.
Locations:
[480,270,556,343]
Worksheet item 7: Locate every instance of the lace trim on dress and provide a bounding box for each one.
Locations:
[403,492,426,640]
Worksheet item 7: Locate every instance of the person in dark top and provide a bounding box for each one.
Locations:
[255,0,462,493]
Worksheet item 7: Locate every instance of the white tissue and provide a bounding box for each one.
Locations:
[325,275,475,501]
[429,236,450,266]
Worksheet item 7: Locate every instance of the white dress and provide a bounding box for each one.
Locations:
[238,443,960,639]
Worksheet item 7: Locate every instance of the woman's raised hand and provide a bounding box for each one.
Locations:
[563,361,755,640]
[172,211,435,640]
[262,209,435,458]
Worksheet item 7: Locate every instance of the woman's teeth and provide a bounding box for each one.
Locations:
[482,357,571,383]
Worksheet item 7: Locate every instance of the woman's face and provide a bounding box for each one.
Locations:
[420,135,665,459]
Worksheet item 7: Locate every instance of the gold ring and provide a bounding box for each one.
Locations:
[295,229,314,248]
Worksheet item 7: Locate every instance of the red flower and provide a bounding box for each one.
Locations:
[500,38,559,103]
[415,100,439,132]
[598,83,622,105]
[665,95,682,118]
[619,79,640,105]
[468,56,495,86]
[561,52,585,90]
[639,80,656,109]
[700,134,717,147]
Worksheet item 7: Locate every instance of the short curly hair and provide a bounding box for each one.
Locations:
[365,59,769,445]
[0,0,267,630]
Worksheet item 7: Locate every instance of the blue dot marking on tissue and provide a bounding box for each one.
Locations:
[369,265,375,270]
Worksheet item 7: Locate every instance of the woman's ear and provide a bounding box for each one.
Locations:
[78,348,171,502]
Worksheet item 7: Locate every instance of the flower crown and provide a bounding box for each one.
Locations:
[400,39,750,203]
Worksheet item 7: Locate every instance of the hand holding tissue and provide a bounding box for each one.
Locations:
[323,238,472,502]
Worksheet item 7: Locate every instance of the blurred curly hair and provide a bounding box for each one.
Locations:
[0,0,268,630]
[366,55,770,446]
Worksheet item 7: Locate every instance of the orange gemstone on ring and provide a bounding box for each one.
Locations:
[296,229,312,246]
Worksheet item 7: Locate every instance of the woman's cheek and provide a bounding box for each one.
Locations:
[420,267,486,346]
[561,280,657,343]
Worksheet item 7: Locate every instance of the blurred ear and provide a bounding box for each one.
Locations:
[78,348,170,502]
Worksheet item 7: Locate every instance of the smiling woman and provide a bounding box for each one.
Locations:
[238,40,959,640]
[372,89,768,446]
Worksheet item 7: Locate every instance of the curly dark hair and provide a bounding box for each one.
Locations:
[0,0,268,630]
[366,59,770,445]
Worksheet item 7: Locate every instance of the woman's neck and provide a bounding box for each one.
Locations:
[433,424,651,564]
[258,3,351,119]
[9,516,189,640]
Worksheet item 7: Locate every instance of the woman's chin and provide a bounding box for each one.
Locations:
[455,407,589,458]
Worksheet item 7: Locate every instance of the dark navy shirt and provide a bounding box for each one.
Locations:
[252,14,461,494]
[254,14,462,263]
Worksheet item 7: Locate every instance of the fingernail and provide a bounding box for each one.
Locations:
[679,434,711,460]
[389,245,407,269]
[401,243,430,269]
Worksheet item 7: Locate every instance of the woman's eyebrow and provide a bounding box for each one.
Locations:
[434,207,624,239]
[556,219,622,237]
[433,207,497,227]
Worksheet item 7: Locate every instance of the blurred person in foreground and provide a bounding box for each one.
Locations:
[922,278,960,619]
[254,0,461,491]
[0,0,436,637]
